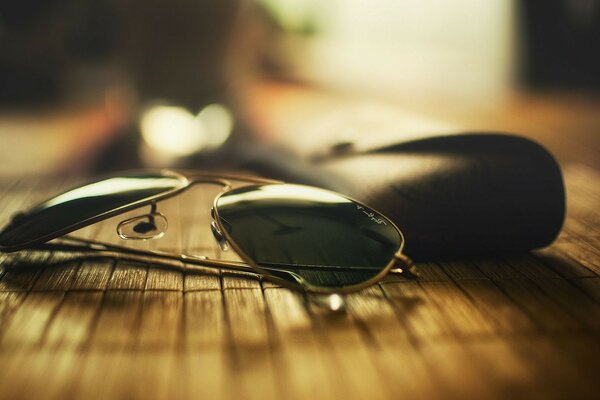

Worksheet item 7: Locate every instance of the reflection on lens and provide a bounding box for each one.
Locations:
[0,171,187,250]
[215,184,402,289]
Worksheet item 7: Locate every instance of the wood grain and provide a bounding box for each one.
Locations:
[0,164,599,399]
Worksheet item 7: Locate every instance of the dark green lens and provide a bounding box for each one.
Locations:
[215,184,402,289]
[0,171,188,250]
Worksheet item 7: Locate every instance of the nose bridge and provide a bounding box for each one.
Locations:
[183,170,281,186]
[188,177,232,190]
[114,178,233,242]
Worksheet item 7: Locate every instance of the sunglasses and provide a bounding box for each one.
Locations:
[0,170,416,294]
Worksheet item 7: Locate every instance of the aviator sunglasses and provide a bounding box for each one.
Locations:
[0,170,416,294]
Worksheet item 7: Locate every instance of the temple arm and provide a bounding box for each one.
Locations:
[31,236,261,275]
[31,235,414,276]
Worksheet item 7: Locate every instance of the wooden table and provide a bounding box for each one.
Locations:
[1,89,599,399]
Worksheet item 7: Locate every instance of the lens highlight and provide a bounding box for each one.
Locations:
[0,171,187,250]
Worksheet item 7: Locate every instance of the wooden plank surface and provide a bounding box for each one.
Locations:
[0,164,599,400]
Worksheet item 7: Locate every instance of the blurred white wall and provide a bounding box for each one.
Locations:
[264,0,517,103]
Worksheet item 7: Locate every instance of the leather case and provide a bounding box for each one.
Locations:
[313,133,566,261]
[241,133,566,261]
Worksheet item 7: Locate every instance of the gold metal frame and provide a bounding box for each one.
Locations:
[210,183,410,294]
[10,169,414,294]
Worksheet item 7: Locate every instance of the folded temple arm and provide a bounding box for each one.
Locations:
[28,235,417,278]
[30,236,262,275]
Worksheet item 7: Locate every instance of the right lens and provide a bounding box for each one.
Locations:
[215,183,403,290]
[0,171,188,251]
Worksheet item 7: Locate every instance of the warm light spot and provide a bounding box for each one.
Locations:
[197,103,234,150]
[140,105,207,157]
[327,294,344,311]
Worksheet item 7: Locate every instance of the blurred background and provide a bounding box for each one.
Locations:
[0,0,598,178]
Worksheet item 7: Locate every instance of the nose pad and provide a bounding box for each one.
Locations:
[117,213,168,240]
[210,220,229,251]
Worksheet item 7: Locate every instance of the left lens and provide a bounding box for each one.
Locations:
[0,171,188,251]
[215,184,403,290]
